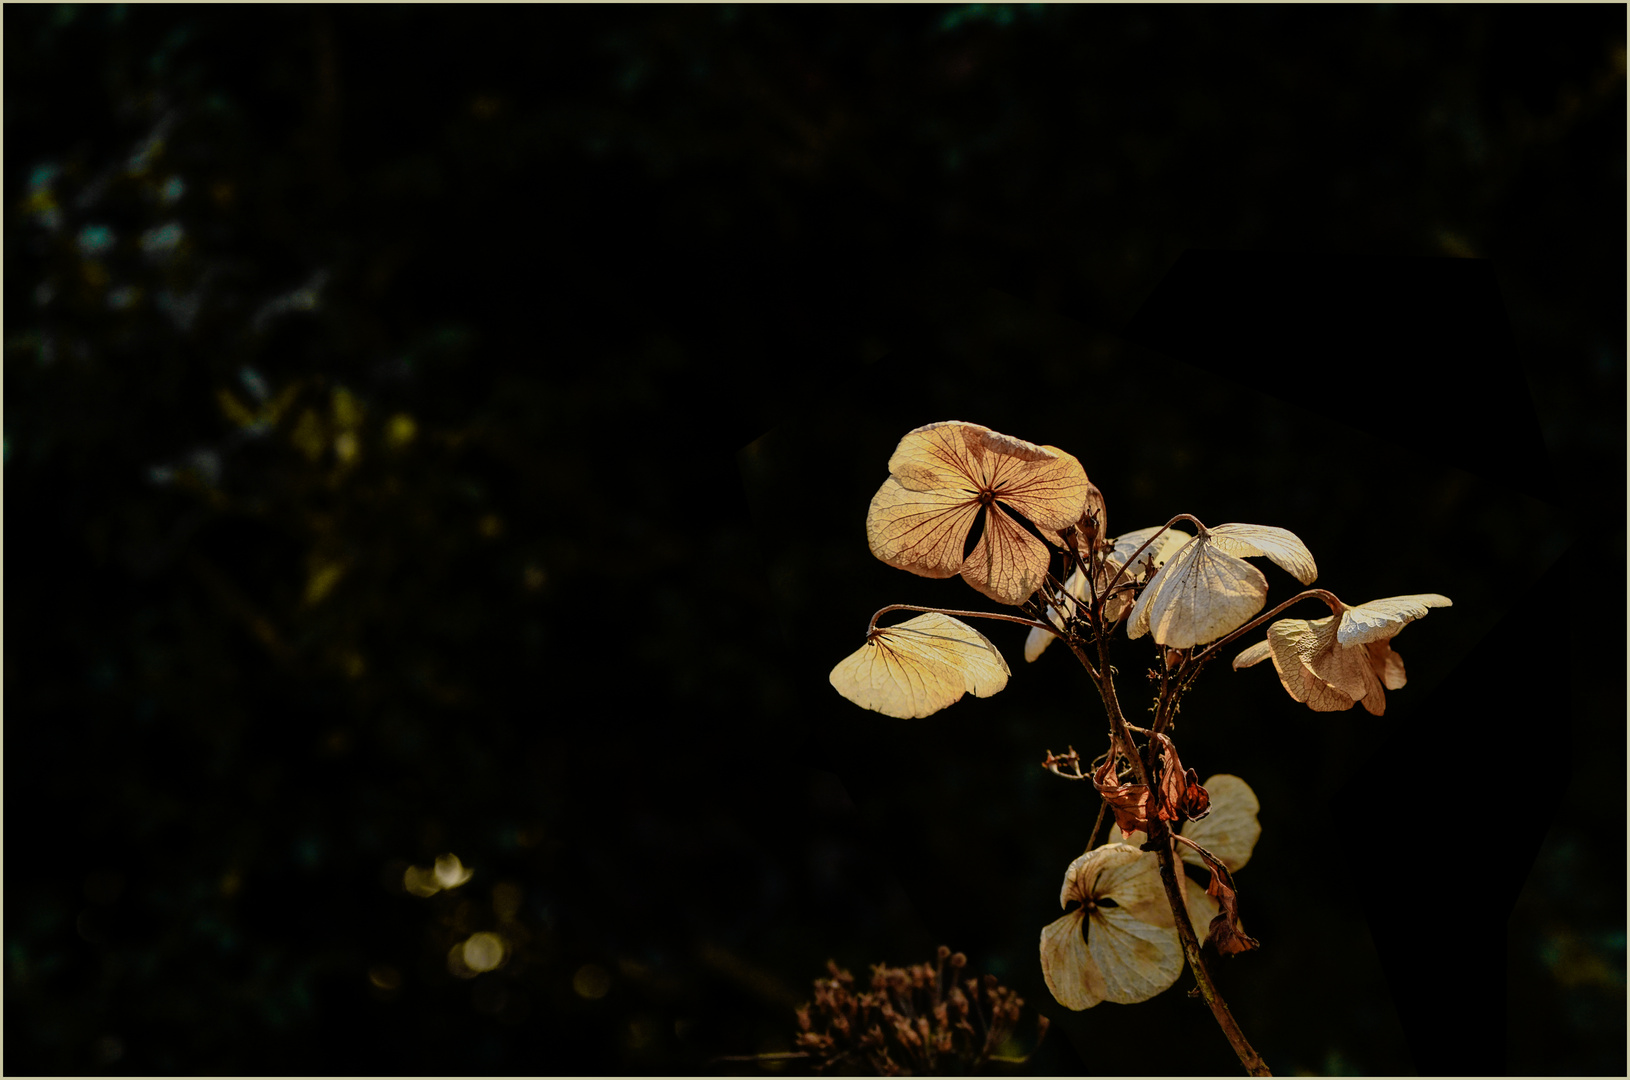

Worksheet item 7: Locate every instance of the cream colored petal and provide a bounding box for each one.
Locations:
[1088,906,1185,1005]
[1295,617,1386,710]
[1179,775,1261,873]
[828,612,1010,719]
[866,476,982,580]
[1206,523,1319,585]
[1128,537,1268,648]
[1040,909,1106,1010]
[1093,845,1173,928]
[1264,619,1357,711]
[1059,844,1140,908]
[960,502,1053,605]
[1232,639,1272,669]
[1106,833,1218,942]
[885,420,993,492]
[1335,593,1453,646]
[1372,640,1407,690]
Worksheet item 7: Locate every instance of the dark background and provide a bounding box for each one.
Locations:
[5,5,1623,1076]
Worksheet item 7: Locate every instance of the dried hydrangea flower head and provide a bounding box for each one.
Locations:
[1039,843,1215,1011]
[866,421,1099,606]
[793,948,1048,1074]
[1233,593,1452,715]
[828,611,1011,718]
[1126,522,1318,648]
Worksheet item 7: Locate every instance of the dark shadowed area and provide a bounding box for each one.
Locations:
[5,6,1623,1076]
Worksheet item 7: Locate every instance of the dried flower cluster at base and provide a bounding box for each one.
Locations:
[793,948,1047,1075]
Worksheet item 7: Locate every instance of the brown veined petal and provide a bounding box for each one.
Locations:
[1040,908,1106,1010]
[1089,905,1185,1005]
[1179,775,1261,873]
[1127,536,1269,648]
[884,420,998,493]
[828,612,1010,719]
[960,501,1055,605]
[1205,523,1319,585]
[982,440,1095,537]
[866,476,983,581]
[1335,593,1452,646]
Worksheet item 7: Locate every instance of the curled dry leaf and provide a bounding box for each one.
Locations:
[1127,522,1317,649]
[1091,734,1209,837]
[1038,844,1213,1010]
[1233,594,1450,716]
[866,421,1096,606]
[828,611,1010,719]
[1024,526,1192,662]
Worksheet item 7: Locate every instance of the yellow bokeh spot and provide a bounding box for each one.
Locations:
[478,514,503,539]
[82,261,110,288]
[331,386,362,429]
[462,932,506,974]
[368,964,401,991]
[333,430,359,465]
[433,853,473,889]
[303,559,347,607]
[386,413,417,448]
[573,963,612,1000]
[217,388,257,429]
[291,408,326,462]
[403,864,441,898]
[523,564,547,591]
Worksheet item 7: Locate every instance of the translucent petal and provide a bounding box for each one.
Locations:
[828,612,1010,718]
[1263,619,1358,711]
[1127,537,1268,648]
[866,476,982,580]
[1232,639,1272,669]
[1206,523,1319,585]
[1335,593,1452,646]
[1089,905,1185,1005]
[1040,909,1105,1010]
[1179,775,1261,873]
[961,501,1054,605]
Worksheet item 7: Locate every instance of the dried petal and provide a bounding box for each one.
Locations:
[1177,775,1261,873]
[1204,523,1318,585]
[1128,534,1269,648]
[1335,593,1453,646]
[866,422,1095,606]
[829,612,1010,718]
[1041,845,1185,1010]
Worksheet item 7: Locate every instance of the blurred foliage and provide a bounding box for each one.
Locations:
[4,4,1623,1075]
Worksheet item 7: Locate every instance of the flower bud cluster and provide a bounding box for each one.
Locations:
[792,947,1046,1075]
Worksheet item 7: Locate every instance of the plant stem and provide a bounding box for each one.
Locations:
[1148,828,1271,1076]
[1089,622,1271,1076]
[864,602,1057,637]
